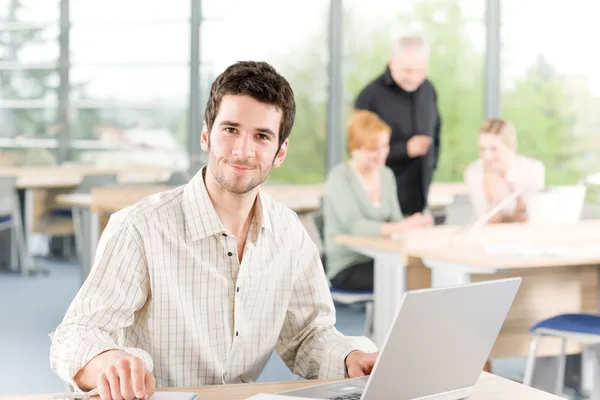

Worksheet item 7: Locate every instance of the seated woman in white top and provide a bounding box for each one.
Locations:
[464,119,545,223]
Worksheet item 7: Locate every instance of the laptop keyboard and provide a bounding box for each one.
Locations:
[330,393,362,400]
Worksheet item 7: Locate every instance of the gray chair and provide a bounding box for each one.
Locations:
[44,173,118,259]
[73,173,118,194]
[0,177,32,275]
[167,171,192,186]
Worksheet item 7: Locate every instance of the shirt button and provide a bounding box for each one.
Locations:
[227,251,233,256]
[236,287,240,293]
[222,233,227,237]
[236,331,239,337]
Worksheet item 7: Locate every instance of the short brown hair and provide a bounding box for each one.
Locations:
[347,110,391,152]
[204,61,296,147]
[479,119,517,150]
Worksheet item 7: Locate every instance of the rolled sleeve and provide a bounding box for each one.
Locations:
[277,221,378,379]
[49,216,150,391]
[319,335,378,379]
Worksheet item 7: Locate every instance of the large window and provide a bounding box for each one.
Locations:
[200,0,329,184]
[0,0,60,166]
[501,0,600,186]
[68,0,190,170]
[343,0,486,182]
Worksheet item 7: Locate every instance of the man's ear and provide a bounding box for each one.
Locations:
[200,122,209,152]
[273,139,289,168]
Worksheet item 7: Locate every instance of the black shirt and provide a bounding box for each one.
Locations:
[355,67,441,215]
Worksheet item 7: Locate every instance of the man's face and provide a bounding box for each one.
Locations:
[389,49,429,92]
[201,94,288,195]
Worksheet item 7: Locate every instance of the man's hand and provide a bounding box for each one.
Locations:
[75,350,156,400]
[345,351,379,378]
[407,135,432,158]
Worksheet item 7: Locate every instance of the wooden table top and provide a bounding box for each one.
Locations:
[337,220,600,269]
[55,184,323,214]
[0,166,167,189]
[0,372,564,400]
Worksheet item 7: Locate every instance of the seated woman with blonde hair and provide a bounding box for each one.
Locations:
[464,119,545,223]
[323,110,433,291]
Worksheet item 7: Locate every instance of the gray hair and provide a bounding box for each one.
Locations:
[392,34,429,57]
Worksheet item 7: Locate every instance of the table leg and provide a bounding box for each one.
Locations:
[372,254,406,347]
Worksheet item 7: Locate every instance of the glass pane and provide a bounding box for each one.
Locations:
[70,66,189,104]
[71,24,189,64]
[0,25,58,64]
[343,0,485,182]
[0,0,59,22]
[0,69,58,100]
[70,0,189,22]
[0,107,57,137]
[200,0,328,184]
[69,108,189,171]
[502,0,600,186]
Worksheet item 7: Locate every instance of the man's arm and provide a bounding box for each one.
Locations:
[276,221,377,379]
[49,216,152,391]
[354,85,376,112]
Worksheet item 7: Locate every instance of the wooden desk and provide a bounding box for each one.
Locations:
[55,184,324,283]
[3,166,168,267]
[405,221,600,359]
[338,221,600,357]
[0,373,565,400]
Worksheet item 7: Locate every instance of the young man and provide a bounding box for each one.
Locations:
[50,61,378,400]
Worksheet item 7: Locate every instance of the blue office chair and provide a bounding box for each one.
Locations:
[523,313,600,396]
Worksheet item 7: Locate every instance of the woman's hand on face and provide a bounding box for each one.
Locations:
[496,141,516,178]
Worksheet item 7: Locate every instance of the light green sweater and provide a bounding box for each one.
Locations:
[323,162,403,280]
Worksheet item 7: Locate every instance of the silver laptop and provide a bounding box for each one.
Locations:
[277,278,521,400]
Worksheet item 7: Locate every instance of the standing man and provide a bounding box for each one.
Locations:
[355,34,441,216]
[50,61,377,400]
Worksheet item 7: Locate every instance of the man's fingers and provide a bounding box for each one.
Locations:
[359,354,377,375]
[105,365,123,400]
[115,359,135,400]
[130,357,147,398]
[97,375,112,400]
[145,371,157,398]
[348,366,366,378]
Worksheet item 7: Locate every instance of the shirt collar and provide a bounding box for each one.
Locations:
[383,66,396,87]
[182,165,274,242]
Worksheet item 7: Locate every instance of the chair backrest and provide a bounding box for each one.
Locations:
[445,197,474,225]
[581,203,599,220]
[167,171,192,186]
[0,177,18,216]
[74,174,118,194]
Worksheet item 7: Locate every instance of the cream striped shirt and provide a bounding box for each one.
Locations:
[49,167,377,390]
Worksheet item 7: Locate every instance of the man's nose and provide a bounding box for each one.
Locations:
[232,133,253,157]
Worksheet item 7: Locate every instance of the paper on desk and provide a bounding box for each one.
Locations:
[484,244,571,258]
[247,394,316,399]
[150,392,200,400]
